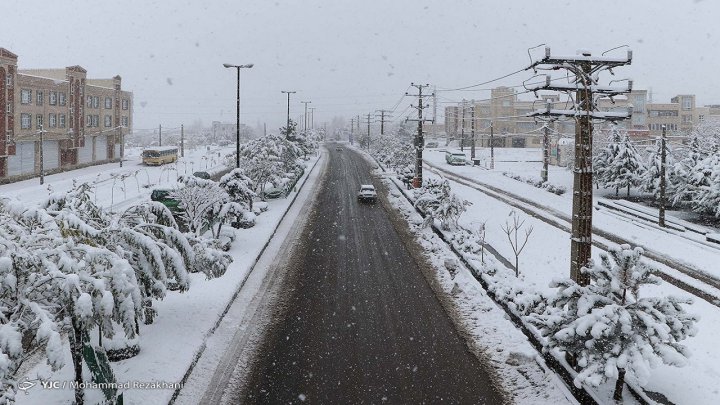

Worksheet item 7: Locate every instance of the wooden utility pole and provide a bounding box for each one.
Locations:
[659,125,667,227]
[301,101,311,134]
[366,113,372,152]
[460,99,466,152]
[542,122,549,182]
[490,122,495,169]
[350,118,355,144]
[376,110,392,135]
[159,124,162,147]
[470,100,476,160]
[527,47,632,285]
[281,90,296,138]
[405,83,434,188]
[180,124,185,157]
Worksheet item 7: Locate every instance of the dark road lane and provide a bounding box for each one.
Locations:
[240,145,506,404]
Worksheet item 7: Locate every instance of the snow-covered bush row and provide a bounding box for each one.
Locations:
[413,178,472,231]
[370,134,415,174]
[594,126,646,197]
[399,175,697,401]
[0,182,232,403]
[231,133,311,198]
[501,172,567,195]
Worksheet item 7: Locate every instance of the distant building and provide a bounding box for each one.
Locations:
[0,47,132,181]
[443,86,706,151]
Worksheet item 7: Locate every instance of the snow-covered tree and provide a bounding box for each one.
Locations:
[595,128,646,197]
[219,168,257,211]
[171,176,246,237]
[668,135,704,207]
[414,178,471,230]
[686,153,720,216]
[528,245,698,400]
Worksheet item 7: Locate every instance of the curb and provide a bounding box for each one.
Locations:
[168,153,324,403]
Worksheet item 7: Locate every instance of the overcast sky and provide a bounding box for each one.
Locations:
[1,0,718,132]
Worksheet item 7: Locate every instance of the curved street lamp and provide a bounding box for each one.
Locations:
[223,63,254,168]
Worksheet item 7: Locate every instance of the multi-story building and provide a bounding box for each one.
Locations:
[0,47,132,181]
[444,86,703,150]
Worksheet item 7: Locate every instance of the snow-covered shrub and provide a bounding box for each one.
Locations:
[414,178,471,230]
[527,245,698,400]
[219,168,257,211]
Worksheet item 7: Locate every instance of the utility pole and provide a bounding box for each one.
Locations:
[470,100,476,160]
[180,124,185,158]
[366,113,372,152]
[350,118,355,145]
[527,47,632,285]
[301,101,311,134]
[376,110,392,135]
[659,125,667,227]
[309,107,315,129]
[39,125,45,185]
[432,85,437,139]
[490,122,495,169]
[542,121,550,182]
[281,90,296,138]
[460,99,466,152]
[405,83,434,187]
[159,124,162,147]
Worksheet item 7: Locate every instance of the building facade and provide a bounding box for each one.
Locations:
[0,47,132,181]
[444,86,706,150]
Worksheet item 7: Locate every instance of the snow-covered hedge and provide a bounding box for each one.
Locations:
[502,172,567,195]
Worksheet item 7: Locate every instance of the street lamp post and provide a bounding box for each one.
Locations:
[281,90,296,138]
[223,63,254,168]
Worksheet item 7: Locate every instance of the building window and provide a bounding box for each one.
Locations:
[21,89,32,104]
[86,96,93,108]
[104,115,112,127]
[682,97,692,110]
[58,92,67,106]
[59,114,66,128]
[49,113,57,128]
[36,114,44,128]
[21,113,31,129]
[105,97,112,109]
[70,116,74,128]
[682,114,692,123]
[699,115,705,121]
[49,91,57,105]
[122,99,129,110]
[5,74,11,87]
[36,91,44,106]
[121,116,129,127]
[86,115,92,127]
[92,96,99,109]
[6,104,11,114]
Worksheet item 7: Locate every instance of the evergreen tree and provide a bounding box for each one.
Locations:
[596,129,646,197]
[528,245,698,400]
[414,179,471,230]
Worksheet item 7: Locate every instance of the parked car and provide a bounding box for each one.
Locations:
[336,146,343,151]
[445,151,467,165]
[425,141,439,148]
[193,171,211,180]
[357,184,377,203]
[151,189,180,211]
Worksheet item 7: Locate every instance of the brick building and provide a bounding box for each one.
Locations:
[0,47,132,181]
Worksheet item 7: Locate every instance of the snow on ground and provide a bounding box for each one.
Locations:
[8,148,323,405]
[420,146,720,405]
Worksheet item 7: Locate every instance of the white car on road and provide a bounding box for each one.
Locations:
[357,184,377,203]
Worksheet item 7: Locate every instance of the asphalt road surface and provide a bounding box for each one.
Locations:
[238,145,506,404]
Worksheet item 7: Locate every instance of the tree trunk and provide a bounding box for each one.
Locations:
[615,186,619,197]
[627,184,631,197]
[613,368,626,401]
[515,256,519,277]
[71,319,85,405]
